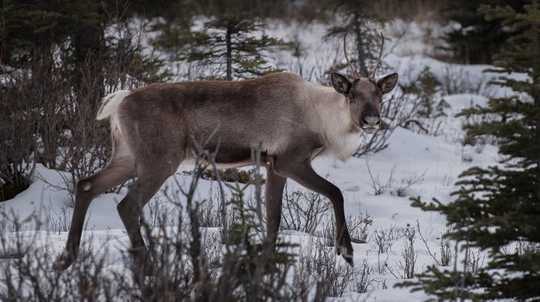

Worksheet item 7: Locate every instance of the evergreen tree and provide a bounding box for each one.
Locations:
[442,0,528,64]
[324,0,385,77]
[404,67,446,119]
[403,2,540,300]
[153,0,291,80]
[184,16,288,80]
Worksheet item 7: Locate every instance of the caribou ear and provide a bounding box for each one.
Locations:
[377,73,398,94]
[330,72,352,94]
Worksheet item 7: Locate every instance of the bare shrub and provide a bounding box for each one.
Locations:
[373,226,402,254]
[291,254,313,301]
[462,244,483,275]
[1,14,166,204]
[0,152,304,301]
[151,152,298,301]
[321,213,372,247]
[394,173,425,197]
[321,218,335,247]
[366,162,424,197]
[0,239,114,301]
[353,258,373,293]
[0,146,371,301]
[0,210,39,259]
[440,66,488,96]
[373,225,402,274]
[195,200,223,228]
[347,213,373,243]
[400,224,417,279]
[0,68,39,201]
[294,240,354,299]
[281,190,330,234]
[367,163,396,196]
[56,28,166,204]
[416,220,452,267]
[440,238,452,267]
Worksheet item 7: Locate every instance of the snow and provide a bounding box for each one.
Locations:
[0,18,514,301]
[342,286,430,302]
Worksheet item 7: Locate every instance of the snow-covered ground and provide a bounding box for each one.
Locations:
[1,20,509,300]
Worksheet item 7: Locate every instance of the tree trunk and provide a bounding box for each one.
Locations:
[353,14,368,77]
[31,41,58,168]
[534,71,540,201]
[72,20,105,110]
[225,23,233,81]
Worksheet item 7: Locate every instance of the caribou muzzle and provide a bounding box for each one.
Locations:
[360,111,381,133]
[362,114,380,127]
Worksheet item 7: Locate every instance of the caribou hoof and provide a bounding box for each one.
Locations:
[336,233,354,267]
[341,252,354,266]
[336,244,354,266]
[53,251,75,271]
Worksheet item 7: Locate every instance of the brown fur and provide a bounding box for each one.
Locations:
[54,71,398,271]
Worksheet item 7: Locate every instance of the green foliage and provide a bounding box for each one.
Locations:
[155,14,290,80]
[403,2,540,300]
[442,0,503,64]
[192,17,288,80]
[227,187,258,245]
[441,0,530,64]
[403,67,448,119]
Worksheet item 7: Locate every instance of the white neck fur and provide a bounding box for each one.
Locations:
[306,84,363,160]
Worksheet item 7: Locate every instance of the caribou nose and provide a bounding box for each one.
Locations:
[363,115,381,126]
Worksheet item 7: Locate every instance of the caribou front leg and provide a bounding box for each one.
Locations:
[274,157,353,265]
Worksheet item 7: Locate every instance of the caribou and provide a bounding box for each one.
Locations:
[53,69,398,271]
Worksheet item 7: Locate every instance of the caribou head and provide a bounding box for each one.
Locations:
[330,72,398,133]
[332,31,398,133]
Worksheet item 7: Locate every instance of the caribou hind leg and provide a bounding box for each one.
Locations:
[265,162,287,243]
[116,160,178,274]
[53,157,135,271]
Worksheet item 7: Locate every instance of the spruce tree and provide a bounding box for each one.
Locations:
[443,0,504,64]
[403,2,540,300]
[153,0,290,80]
[185,16,287,80]
[442,0,529,64]
[406,67,447,120]
[324,0,385,77]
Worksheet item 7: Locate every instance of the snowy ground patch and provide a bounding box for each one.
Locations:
[0,19,509,301]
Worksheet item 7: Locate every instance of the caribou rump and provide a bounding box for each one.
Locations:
[53,71,398,270]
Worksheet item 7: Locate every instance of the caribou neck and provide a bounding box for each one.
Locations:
[307,83,362,161]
